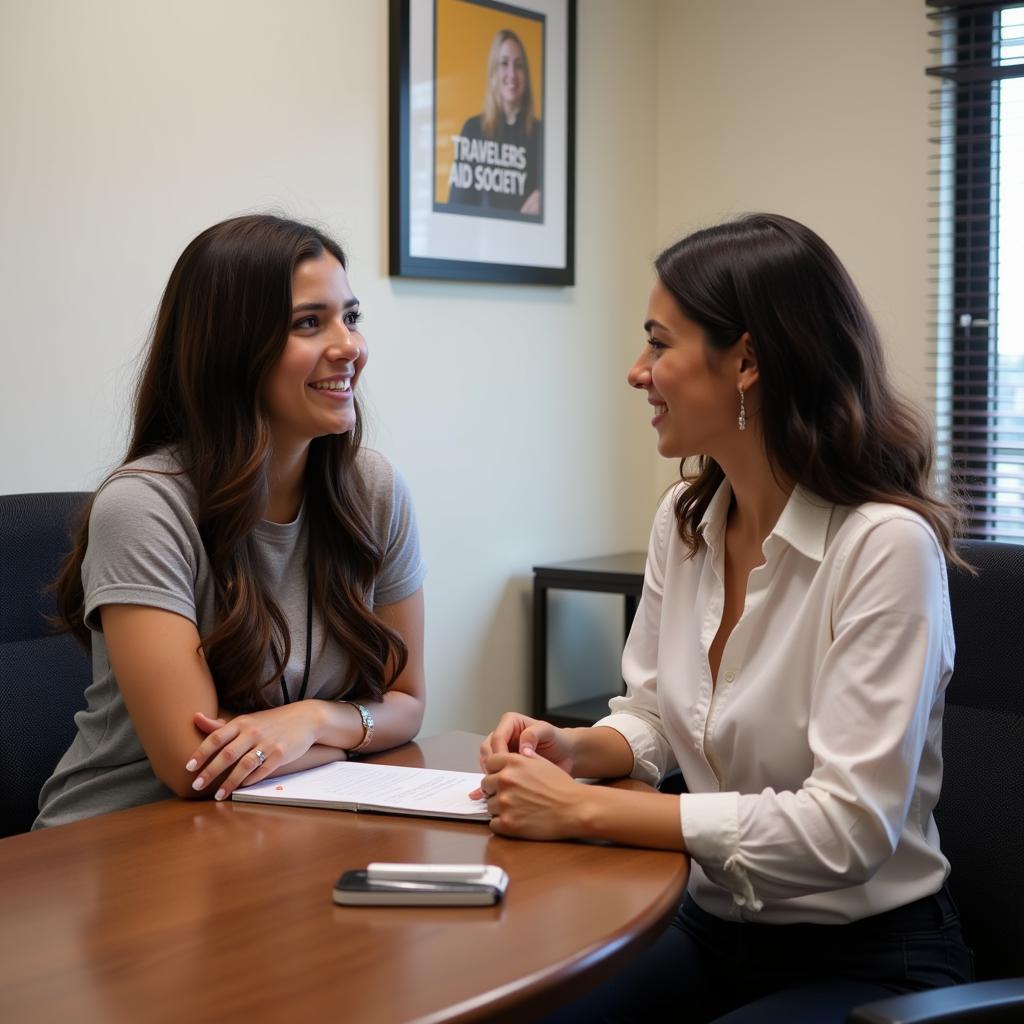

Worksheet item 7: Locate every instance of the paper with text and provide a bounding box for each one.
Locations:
[232,761,490,821]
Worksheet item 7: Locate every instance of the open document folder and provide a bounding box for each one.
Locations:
[232,760,490,822]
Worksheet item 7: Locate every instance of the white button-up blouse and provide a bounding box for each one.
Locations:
[595,481,954,924]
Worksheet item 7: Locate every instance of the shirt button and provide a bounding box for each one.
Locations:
[724,670,736,683]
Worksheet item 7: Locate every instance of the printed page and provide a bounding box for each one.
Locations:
[235,761,489,819]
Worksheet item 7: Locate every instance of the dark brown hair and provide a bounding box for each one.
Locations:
[55,214,406,709]
[655,213,965,565]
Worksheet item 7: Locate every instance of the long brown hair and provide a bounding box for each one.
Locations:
[55,214,407,709]
[654,213,966,566]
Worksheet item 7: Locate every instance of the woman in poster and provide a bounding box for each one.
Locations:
[447,28,543,218]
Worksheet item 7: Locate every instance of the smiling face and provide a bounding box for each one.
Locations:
[496,37,526,115]
[263,252,366,455]
[628,280,744,460]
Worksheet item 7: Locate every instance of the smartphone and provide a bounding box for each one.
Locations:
[333,865,508,906]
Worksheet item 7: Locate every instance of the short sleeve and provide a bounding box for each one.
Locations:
[371,461,426,606]
[82,472,201,630]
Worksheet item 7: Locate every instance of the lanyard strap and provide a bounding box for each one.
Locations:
[276,576,314,705]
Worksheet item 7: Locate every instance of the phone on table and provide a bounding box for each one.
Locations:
[333,863,509,907]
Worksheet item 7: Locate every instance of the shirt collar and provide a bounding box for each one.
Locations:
[770,485,832,562]
[696,478,733,556]
[697,479,832,563]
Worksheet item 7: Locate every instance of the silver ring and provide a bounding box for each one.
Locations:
[253,748,267,767]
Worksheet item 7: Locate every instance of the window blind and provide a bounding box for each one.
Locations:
[927,0,1024,542]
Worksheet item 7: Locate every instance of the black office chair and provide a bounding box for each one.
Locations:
[848,539,1024,1022]
[0,492,92,837]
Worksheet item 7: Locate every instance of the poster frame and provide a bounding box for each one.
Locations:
[388,0,576,285]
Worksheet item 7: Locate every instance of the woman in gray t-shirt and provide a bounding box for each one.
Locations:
[36,215,426,829]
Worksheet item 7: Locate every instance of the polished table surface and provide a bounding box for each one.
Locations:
[0,732,688,1024]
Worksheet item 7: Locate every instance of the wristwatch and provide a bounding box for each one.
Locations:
[344,701,375,755]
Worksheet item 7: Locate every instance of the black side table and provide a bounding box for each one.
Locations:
[532,552,647,727]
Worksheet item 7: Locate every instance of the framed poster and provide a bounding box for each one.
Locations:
[389,0,576,285]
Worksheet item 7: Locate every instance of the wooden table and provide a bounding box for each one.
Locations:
[0,732,688,1024]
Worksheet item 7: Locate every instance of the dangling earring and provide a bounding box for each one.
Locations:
[738,386,746,432]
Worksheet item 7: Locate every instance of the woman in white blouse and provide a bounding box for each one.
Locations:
[475,214,974,1022]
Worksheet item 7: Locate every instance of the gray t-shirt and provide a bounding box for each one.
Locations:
[34,446,425,829]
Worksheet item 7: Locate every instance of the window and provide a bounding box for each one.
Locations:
[927,1,1024,542]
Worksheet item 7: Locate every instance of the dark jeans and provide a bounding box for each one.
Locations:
[543,885,974,1023]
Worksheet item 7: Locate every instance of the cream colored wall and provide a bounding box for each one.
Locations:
[652,0,931,493]
[0,0,659,734]
[0,0,932,732]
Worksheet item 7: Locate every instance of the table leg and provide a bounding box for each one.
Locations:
[624,593,638,641]
[532,578,549,718]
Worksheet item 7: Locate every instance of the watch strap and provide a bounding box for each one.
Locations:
[344,701,374,755]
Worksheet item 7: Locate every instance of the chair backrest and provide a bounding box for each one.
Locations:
[937,539,1024,980]
[0,492,92,837]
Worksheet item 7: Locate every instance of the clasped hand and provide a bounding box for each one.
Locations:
[472,713,583,840]
[185,704,321,801]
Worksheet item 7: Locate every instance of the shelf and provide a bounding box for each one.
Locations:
[533,552,647,595]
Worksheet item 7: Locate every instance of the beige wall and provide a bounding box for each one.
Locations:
[0,0,931,732]
[0,0,659,734]
[652,0,931,493]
